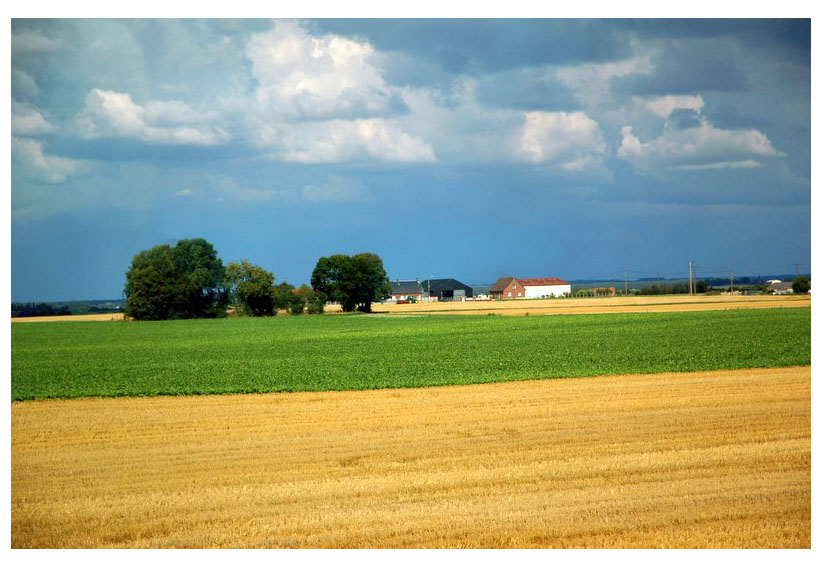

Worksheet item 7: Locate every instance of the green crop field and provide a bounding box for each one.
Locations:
[11,308,810,401]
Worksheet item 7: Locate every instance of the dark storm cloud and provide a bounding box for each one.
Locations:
[619,19,810,52]
[611,19,809,96]
[313,19,633,76]
[474,68,579,111]
[613,38,749,95]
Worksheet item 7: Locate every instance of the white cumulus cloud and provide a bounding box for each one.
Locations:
[11,30,60,55]
[12,68,40,99]
[12,136,84,183]
[275,118,436,164]
[517,111,607,170]
[11,101,56,136]
[646,94,705,118]
[238,21,437,165]
[246,20,394,120]
[77,88,228,146]
[617,118,786,172]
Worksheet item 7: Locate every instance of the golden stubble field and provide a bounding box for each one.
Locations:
[11,366,810,548]
[9,293,810,322]
[363,293,811,316]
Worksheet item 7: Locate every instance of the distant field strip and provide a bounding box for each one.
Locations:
[11,308,810,400]
[11,366,810,548]
[363,294,810,316]
[8,294,810,322]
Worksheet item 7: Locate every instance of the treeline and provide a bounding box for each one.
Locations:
[123,238,391,321]
[12,300,124,318]
[637,281,709,295]
[11,303,72,317]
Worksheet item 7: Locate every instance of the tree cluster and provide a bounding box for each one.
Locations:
[124,239,388,320]
[124,239,229,320]
[637,280,707,295]
[792,275,810,294]
[310,253,391,312]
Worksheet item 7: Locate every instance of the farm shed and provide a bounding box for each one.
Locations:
[420,278,474,301]
[768,281,794,295]
[490,277,571,299]
[389,280,425,301]
[519,278,571,298]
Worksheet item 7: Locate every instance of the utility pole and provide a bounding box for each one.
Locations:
[730,269,734,293]
[688,260,693,295]
[795,264,801,278]
[624,269,628,296]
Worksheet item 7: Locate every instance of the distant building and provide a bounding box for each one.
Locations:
[768,281,794,295]
[490,277,524,299]
[490,277,570,299]
[389,280,425,301]
[419,278,473,301]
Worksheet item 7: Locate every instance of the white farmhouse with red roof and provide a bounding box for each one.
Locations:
[490,277,571,299]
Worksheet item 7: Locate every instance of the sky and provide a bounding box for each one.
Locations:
[8,16,812,301]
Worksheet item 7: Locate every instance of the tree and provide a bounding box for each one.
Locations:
[792,275,810,294]
[227,260,276,316]
[296,284,324,314]
[350,253,392,312]
[272,282,297,311]
[288,291,307,315]
[124,238,229,320]
[310,252,391,313]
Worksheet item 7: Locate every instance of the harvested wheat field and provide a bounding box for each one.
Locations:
[9,294,810,323]
[11,366,810,548]
[334,293,811,316]
[11,312,125,323]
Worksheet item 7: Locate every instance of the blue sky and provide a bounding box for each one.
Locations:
[9,17,811,301]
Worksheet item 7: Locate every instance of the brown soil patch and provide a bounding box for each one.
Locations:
[12,367,810,548]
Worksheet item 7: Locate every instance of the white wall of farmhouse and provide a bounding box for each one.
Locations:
[523,284,571,298]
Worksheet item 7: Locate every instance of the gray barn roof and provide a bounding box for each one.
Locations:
[390,280,424,295]
[419,278,473,297]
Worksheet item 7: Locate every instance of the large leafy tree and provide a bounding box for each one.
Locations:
[227,260,276,316]
[124,238,229,320]
[310,252,391,313]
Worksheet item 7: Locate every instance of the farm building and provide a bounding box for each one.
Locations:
[419,278,474,301]
[489,277,524,299]
[389,280,425,301]
[490,277,571,299]
[768,281,794,295]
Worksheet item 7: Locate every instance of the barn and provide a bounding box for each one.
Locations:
[519,277,571,298]
[419,278,474,301]
[389,280,425,301]
[490,276,570,299]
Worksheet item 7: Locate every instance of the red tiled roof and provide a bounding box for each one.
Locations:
[490,277,514,292]
[518,277,569,286]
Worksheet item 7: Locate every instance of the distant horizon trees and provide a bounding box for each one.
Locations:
[10,303,71,318]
